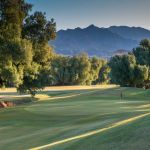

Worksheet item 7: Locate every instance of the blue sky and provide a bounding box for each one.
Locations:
[27,0,150,30]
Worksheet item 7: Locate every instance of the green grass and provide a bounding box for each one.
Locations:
[0,87,150,150]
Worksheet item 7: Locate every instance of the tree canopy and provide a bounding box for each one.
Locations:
[110,39,150,89]
[0,0,56,96]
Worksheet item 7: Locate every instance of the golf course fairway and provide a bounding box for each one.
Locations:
[0,86,150,150]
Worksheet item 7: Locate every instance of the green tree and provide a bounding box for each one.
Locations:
[133,39,150,66]
[96,62,110,84]
[0,0,32,87]
[0,0,56,96]
[133,39,150,88]
[89,57,103,84]
[70,53,91,85]
[133,65,149,87]
[0,0,32,40]
[22,11,56,44]
[50,55,70,85]
[109,54,136,86]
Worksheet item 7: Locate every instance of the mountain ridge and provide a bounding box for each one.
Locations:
[50,25,150,57]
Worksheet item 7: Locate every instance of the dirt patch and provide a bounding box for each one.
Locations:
[0,101,15,108]
[0,98,33,109]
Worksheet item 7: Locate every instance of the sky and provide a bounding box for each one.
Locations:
[27,0,150,31]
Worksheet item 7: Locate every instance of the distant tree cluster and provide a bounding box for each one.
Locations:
[110,39,150,89]
[50,53,110,86]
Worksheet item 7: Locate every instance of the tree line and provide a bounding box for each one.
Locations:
[50,53,110,86]
[0,0,149,96]
[0,0,109,96]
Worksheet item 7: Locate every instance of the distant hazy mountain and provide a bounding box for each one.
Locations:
[50,25,150,57]
[109,26,150,41]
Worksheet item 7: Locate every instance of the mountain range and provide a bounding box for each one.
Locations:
[50,25,150,57]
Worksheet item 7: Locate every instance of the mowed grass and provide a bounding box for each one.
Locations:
[0,86,150,150]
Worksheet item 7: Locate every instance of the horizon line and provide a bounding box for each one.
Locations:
[57,24,150,31]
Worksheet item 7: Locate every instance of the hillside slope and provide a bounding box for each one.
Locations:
[50,25,150,57]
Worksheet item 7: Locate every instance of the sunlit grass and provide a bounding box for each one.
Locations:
[0,86,149,150]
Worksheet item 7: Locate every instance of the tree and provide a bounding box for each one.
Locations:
[50,53,92,85]
[89,57,103,84]
[19,11,56,96]
[0,0,32,40]
[22,11,56,44]
[133,65,149,87]
[109,39,150,88]
[50,55,70,85]
[70,53,91,85]
[0,0,56,96]
[0,0,32,88]
[132,39,150,88]
[96,61,110,84]
[109,54,136,86]
[133,39,150,66]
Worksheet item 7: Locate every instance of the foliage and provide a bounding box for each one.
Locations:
[109,54,136,86]
[133,39,150,88]
[0,0,56,96]
[133,65,149,87]
[110,39,150,88]
[95,61,110,84]
[22,11,56,44]
[133,39,150,66]
[89,57,104,84]
[50,54,108,86]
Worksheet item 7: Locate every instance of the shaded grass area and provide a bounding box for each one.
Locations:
[0,87,149,150]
